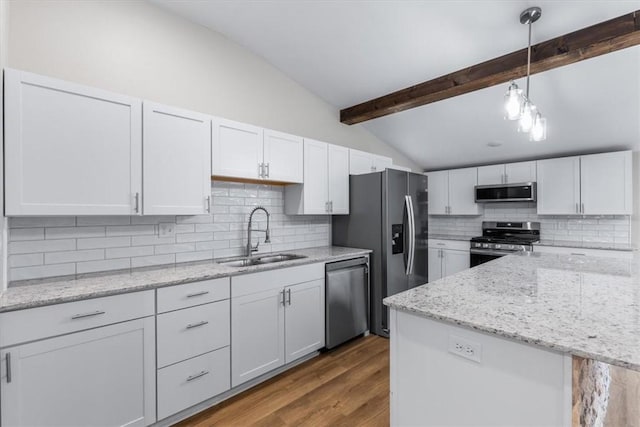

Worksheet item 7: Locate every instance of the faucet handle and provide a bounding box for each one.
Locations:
[251,241,260,252]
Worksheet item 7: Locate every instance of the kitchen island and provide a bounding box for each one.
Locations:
[384,252,640,426]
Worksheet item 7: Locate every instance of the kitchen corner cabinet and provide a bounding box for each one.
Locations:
[143,102,212,215]
[212,119,303,183]
[349,148,392,174]
[0,292,156,427]
[428,240,470,282]
[231,264,325,387]
[537,151,632,215]
[477,161,536,185]
[284,139,349,215]
[4,68,142,216]
[427,168,480,216]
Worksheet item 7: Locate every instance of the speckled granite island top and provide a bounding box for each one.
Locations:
[384,252,640,371]
[0,246,370,313]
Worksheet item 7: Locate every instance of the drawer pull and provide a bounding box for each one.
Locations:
[186,320,209,330]
[436,243,445,246]
[570,253,586,256]
[5,353,11,384]
[186,370,209,382]
[186,291,209,298]
[71,310,106,320]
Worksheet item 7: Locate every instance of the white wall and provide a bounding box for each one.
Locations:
[6,0,419,171]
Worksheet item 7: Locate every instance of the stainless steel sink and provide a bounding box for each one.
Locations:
[216,253,307,267]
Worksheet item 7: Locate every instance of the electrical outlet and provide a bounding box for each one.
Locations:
[448,335,482,363]
[159,223,176,238]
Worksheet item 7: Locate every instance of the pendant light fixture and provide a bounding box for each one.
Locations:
[503,6,547,142]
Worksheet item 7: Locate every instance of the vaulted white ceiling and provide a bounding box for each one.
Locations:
[152,0,640,170]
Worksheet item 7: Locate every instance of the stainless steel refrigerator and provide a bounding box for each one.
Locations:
[332,169,428,337]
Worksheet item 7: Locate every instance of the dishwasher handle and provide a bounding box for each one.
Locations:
[325,257,368,272]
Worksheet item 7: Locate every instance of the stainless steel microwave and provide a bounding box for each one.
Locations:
[474,182,537,203]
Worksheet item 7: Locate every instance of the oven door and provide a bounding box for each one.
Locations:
[470,249,513,267]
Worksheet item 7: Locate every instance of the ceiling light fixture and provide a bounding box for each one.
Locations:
[503,6,547,142]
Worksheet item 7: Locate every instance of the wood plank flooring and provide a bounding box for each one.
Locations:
[176,335,390,427]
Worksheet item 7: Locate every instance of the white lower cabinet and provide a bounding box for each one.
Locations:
[231,263,325,387]
[428,239,470,282]
[157,347,230,421]
[0,316,156,427]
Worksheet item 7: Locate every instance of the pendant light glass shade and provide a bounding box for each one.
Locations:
[530,112,547,141]
[504,81,523,120]
[518,101,535,133]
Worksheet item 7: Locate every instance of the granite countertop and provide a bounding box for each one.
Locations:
[0,246,371,313]
[534,239,635,252]
[384,252,640,371]
[428,234,472,242]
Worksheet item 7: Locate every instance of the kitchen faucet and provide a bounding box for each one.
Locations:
[246,206,271,257]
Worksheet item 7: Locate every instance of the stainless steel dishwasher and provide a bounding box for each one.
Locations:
[325,257,369,349]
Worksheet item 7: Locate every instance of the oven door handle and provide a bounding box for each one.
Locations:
[470,248,519,257]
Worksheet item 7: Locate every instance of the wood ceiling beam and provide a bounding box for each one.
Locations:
[340,10,640,125]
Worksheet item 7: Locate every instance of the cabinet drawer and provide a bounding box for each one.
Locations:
[232,263,324,297]
[533,245,634,259]
[428,239,469,251]
[0,291,154,347]
[157,300,230,368]
[157,277,230,313]
[157,347,230,421]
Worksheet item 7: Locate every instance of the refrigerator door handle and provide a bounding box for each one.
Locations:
[404,195,416,275]
[403,196,409,274]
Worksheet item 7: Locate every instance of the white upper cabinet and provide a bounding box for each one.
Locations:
[284,140,349,215]
[212,118,263,180]
[4,68,142,216]
[427,168,480,216]
[537,156,580,215]
[537,151,631,215]
[143,102,211,215]
[263,130,303,183]
[212,120,303,183]
[580,151,632,215]
[349,149,392,174]
[477,161,536,185]
[327,144,350,214]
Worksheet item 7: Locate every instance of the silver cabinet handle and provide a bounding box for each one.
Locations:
[570,253,587,256]
[325,201,329,213]
[71,310,106,320]
[286,288,291,305]
[280,289,286,306]
[265,163,270,178]
[576,203,579,214]
[436,243,445,246]
[581,203,585,214]
[186,291,209,298]
[186,370,209,382]
[206,196,211,213]
[258,163,264,178]
[329,201,333,213]
[186,320,209,329]
[5,353,11,384]
[134,192,140,213]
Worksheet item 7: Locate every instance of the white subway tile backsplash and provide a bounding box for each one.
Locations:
[7,182,330,282]
[45,249,104,264]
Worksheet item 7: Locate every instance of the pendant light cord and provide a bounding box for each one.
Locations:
[526,21,532,99]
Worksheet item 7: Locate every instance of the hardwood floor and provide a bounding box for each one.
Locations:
[176,335,390,427]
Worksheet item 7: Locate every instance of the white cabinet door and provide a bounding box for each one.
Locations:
[212,118,263,180]
[4,68,142,216]
[428,248,443,282]
[448,168,480,215]
[263,129,303,183]
[443,249,470,278]
[328,144,350,214]
[1,317,156,427]
[427,171,448,215]
[284,279,325,364]
[349,149,374,175]
[231,288,285,387]
[580,151,632,215]
[477,164,504,185]
[537,157,581,215]
[302,139,329,214]
[505,161,536,183]
[143,102,211,215]
[373,154,393,172]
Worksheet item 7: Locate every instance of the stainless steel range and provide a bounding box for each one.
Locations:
[470,221,540,267]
